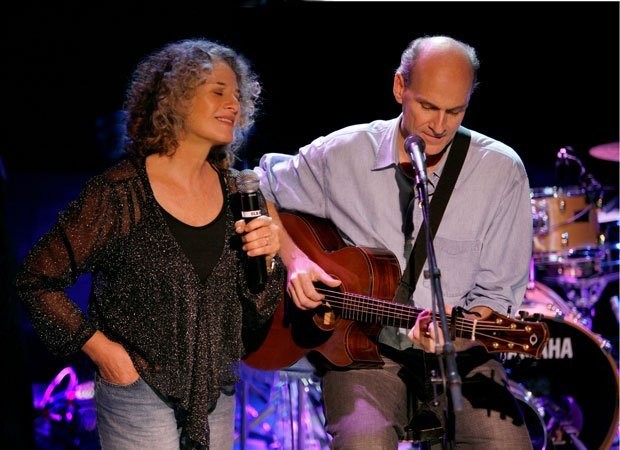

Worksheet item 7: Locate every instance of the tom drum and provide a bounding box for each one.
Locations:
[531,186,604,279]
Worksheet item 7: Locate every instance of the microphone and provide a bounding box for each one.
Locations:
[404,134,428,186]
[236,169,268,294]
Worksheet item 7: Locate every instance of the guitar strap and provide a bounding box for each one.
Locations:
[393,127,471,304]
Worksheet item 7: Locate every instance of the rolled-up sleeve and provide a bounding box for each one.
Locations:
[257,142,328,218]
[465,160,533,315]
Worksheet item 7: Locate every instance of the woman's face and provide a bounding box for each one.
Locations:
[184,62,241,148]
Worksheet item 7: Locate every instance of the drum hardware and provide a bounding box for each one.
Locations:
[32,366,98,449]
[610,295,620,324]
[236,359,330,450]
[598,209,620,274]
[507,381,548,450]
[554,146,603,201]
[540,271,620,331]
[270,369,328,450]
[558,270,619,307]
[508,381,591,450]
[541,395,588,450]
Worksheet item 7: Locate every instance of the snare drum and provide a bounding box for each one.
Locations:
[531,186,604,278]
[504,282,619,450]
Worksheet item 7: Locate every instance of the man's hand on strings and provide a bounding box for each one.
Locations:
[409,305,494,353]
[286,254,341,311]
[409,309,446,353]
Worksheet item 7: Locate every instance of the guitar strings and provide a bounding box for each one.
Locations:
[315,287,540,352]
[316,287,499,330]
[317,287,533,349]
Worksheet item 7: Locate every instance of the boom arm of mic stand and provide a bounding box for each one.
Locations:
[557,148,603,200]
[414,177,464,413]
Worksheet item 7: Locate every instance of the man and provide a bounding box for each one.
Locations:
[256,35,533,449]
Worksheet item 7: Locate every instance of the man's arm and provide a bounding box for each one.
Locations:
[266,201,341,310]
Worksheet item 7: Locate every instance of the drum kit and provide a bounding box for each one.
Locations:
[505,142,620,450]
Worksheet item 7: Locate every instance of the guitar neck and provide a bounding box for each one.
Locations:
[332,292,419,329]
[328,291,474,339]
[320,288,550,358]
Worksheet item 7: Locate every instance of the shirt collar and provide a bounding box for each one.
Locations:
[373,115,402,170]
[373,115,459,182]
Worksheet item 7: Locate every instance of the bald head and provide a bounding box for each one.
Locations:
[392,35,480,157]
[396,35,479,90]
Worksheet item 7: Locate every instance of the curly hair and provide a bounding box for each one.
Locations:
[123,39,261,167]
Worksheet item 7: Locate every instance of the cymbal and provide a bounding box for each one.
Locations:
[589,141,619,162]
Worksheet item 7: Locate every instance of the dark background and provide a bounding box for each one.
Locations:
[1,2,618,448]
[1,2,618,182]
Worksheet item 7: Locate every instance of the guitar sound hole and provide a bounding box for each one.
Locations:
[289,284,335,349]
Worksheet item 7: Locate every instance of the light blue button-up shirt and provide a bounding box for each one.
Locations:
[256,116,533,350]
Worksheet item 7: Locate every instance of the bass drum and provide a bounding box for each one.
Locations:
[504,282,619,449]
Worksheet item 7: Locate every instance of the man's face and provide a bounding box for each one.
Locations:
[394,52,473,158]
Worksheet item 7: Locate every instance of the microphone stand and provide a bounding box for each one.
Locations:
[556,147,602,203]
[413,171,463,449]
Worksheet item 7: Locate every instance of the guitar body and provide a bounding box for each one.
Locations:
[243,211,402,370]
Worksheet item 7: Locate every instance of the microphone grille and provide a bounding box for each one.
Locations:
[236,169,260,194]
[404,134,426,152]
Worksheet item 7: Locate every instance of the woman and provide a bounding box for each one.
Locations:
[16,38,283,449]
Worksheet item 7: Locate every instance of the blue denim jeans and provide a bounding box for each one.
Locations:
[95,375,235,449]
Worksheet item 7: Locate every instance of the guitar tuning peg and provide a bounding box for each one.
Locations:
[532,313,543,322]
[518,310,529,320]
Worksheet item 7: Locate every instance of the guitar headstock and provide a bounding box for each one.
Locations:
[469,312,550,358]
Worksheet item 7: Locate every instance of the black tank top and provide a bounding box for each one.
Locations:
[159,174,227,283]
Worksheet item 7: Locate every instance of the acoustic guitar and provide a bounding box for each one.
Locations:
[243,211,550,371]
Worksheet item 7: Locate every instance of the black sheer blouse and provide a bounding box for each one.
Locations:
[15,156,284,447]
